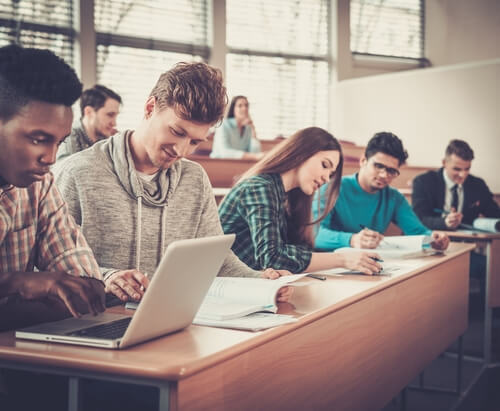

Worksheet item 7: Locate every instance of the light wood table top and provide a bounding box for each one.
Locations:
[0,243,474,410]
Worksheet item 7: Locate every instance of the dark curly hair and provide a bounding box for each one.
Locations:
[0,44,82,121]
[365,131,409,166]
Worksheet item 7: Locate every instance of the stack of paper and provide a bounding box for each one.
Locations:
[336,235,441,259]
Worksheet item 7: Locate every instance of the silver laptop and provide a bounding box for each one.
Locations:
[16,234,235,349]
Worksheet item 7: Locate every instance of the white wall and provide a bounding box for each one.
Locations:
[426,0,500,67]
[330,59,500,192]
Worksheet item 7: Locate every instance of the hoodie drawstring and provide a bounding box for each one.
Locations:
[136,196,143,272]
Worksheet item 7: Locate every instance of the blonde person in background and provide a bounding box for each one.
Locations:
[210,95,264,160]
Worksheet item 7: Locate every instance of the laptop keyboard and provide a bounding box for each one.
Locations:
[68,317,132,339]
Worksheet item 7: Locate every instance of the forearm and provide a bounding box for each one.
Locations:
[218,251,261,278]
[0,272,22,298]
[0,297,71,331]
[306,252,345,273]
[314,226,352,251]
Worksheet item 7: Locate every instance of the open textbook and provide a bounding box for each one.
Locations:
[194,274,307,321]
[335,235,441,260]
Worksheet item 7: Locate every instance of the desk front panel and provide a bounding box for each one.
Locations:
[176,252,469,411]
[488,238,500,307]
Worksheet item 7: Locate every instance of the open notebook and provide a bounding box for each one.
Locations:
[16,234,235,349]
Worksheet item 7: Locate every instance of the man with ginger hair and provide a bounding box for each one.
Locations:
[54,62,291,306]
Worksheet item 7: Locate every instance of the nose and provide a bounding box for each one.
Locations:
[378,167,389,177]
[172,138,191,158]
[40,145,58,166]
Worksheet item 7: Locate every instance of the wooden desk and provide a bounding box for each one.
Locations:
[440,231,500,364]
[0,243,473,410]
[191,155,434,190]
[187,155,257,187]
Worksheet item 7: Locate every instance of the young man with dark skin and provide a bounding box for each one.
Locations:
[56,84,122,161]
[313,132,449,251]
[0,44,105,411]
[0,45,105,330]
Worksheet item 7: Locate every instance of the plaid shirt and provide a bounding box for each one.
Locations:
[0,173,101,278]
[218,173,312,273]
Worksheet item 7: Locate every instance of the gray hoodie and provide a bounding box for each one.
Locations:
[53,130,261,279]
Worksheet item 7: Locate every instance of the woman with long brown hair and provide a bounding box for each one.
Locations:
[218,127,381,274]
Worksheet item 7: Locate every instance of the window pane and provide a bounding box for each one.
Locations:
[0,0,74,64]
[350,0,423,58]
[227,0,328,56]
[95,0,208,46]
[0,0,73,27]
[97,45,203,131]
[226,54,329,139]
[226,0,329,139]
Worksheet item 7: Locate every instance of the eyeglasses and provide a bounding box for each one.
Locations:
[370,160,400,177]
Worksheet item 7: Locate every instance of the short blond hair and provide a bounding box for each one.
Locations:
[149,61,227,125]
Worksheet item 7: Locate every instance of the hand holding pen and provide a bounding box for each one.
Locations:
[434,208,463,229]
[350,225,384,249]
[337,251,383,275]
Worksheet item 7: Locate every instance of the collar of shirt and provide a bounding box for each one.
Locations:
[442,169,462,193]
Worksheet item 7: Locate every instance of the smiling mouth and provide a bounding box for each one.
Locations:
[163,150,177,161]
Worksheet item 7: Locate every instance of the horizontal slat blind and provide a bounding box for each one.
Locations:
[226,55,329,139]
[0,0,74,64]
[97,45,202,129]
[226,0,330,139]
[350,0,424,59]
[227,0,328,56]
[95,0,208,46]
[95,0,209,131]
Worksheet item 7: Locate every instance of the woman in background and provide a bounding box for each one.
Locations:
[210,95,263,160]
[218,127,382,274]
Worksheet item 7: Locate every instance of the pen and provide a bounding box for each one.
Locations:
[433,208,448,215]
[140,272,149,292]
[306,274,327,281]
[370,257,384,262]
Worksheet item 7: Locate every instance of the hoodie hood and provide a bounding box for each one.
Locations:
[104,130,182,207]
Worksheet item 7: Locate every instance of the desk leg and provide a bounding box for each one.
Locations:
[484,242,493,364]
[68,376,81,411]
[158,382,170,411]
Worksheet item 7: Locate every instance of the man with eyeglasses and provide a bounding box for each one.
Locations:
[313,132,449,251]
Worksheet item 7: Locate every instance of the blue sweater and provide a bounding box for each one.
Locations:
[313,174,430,250]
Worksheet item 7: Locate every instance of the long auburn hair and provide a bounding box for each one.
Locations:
[237,127,343,247]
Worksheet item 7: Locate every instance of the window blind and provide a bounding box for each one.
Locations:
[226,0,330,139]
[95,0,209,131]
[350,0,424,59]
[0,0,74,64]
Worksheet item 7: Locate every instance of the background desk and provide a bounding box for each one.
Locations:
[440,231,500,364]
[0,243,473,410]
